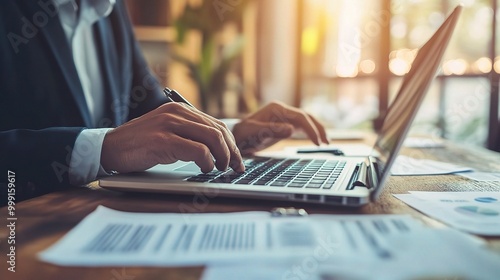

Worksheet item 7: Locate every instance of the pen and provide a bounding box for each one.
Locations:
[163,87,195,108]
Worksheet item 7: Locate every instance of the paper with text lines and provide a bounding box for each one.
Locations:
[39,206,423,266]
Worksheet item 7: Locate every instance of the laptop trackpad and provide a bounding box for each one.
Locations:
[174,162,202,173]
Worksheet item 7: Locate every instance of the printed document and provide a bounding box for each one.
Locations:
[40,206,423,266]
[39,206,500,279]
[394,191,500,235]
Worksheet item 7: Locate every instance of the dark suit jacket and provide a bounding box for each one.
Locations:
[0,0,168,205]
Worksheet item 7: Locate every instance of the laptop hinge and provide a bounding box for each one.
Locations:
[367,156,380,191]
[349,161,371,189]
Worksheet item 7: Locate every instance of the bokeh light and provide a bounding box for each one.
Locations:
[336,64,359,78]
[473,57,492,74]
[302,27,320,56]
[493,57,500,74]
[360,60,376,74]
[389,58,410,76]
[442,59,468,75]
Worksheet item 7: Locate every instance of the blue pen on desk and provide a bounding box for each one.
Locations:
[163,87,195,108]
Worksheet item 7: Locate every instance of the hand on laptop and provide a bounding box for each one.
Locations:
[233,101,329,155]
[100,101,327,174]
[101,102,245,174]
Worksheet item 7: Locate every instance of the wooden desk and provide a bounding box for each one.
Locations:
[1,138,500,280]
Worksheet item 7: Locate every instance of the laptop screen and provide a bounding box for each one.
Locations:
[370,5,462,200]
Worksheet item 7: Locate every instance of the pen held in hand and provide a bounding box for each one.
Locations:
[163,87,195,108]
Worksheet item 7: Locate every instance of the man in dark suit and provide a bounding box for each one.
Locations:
[0,0,328,205]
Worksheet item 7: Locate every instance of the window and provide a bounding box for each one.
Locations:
[295,0,499,149]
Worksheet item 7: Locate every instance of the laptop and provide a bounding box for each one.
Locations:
[99,6,462,207]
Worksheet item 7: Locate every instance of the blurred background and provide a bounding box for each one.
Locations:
[125,0,499,152]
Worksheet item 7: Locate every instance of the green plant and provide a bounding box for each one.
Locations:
[172,0,251,115]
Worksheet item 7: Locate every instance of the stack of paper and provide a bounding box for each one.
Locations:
[391,155,473,176]
[39,207,424,266]
[458,172,500,181]
[40,206,500,279]
[395,191,500,236]
[204,228,498,280]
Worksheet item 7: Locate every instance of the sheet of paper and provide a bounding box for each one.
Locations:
[204,227,500,280]
[257,144,375,158]
[458,171,500,181]
[202,263,321,280]
[394,191,500,236]
[318,227,500,280]
[292,128,368,141]
[390,155,473,175]
[39,206,423,267]
[403,137,444,148]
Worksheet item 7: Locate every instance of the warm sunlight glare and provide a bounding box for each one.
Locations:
[302,27,320,56]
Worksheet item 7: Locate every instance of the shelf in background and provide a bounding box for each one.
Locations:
[133,26,176,42]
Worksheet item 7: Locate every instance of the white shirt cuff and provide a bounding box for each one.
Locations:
[69,120,238,185]
[69,128,113,185]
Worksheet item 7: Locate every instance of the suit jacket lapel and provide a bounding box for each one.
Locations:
[20,1,93,127]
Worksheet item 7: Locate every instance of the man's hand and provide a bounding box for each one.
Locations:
[101,103,245,174]
[233,101,329,155]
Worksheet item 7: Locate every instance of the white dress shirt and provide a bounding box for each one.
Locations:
[55,0,115,185]
[59,0,239,185]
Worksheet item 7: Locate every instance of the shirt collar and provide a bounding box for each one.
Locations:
[82,0,116,24]
[54,0,115,27]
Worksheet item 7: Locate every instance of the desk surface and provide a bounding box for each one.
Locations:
[1,138,500,280]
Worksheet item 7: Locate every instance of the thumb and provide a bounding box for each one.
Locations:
[243,119,294,140]
[234,119,294,154]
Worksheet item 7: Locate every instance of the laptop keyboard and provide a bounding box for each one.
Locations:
[186,158,346,190]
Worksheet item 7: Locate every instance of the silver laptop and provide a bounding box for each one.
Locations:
[99,6,462,207]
